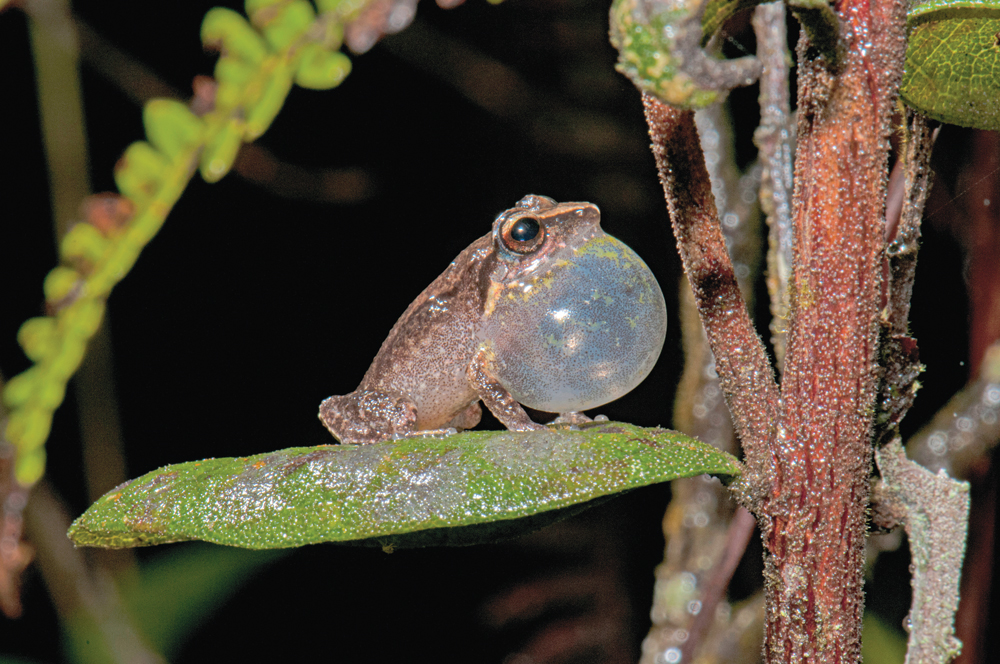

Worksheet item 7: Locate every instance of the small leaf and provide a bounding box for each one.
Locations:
[199,119,245,183]
[17,317,57,363]
[213,57,257,110]
[902,0,1000,130]
[201,7,269,65]
[69,422,741,550]
[61,222,110,265]
[294,44,352,90]
[1,367,39,408]
[244,69,294,140]
[114,141,168,202]
[143,100,204,161]
[42,266,80,304]
[63,299,106,339]
[260,0,316,51]
[5,409,51,455]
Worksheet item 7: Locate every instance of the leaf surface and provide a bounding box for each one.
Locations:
[69,422,741,550]
[902,0,1000,129]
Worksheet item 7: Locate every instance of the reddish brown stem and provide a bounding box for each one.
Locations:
[764,0,906,660]
[643,97,780,486]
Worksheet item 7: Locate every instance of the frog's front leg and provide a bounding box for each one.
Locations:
[318,389,418,444]
[467,347,546,432]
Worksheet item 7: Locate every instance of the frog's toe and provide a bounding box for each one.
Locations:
[551,411,593,425]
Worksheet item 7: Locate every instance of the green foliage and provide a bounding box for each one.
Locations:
[68,422,742,550]
[1,0,358,487]
[609,0,998,129]
[901,0,1000,130]
[609,0,723,108]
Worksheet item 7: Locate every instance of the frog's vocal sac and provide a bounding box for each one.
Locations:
[319,194,668,444]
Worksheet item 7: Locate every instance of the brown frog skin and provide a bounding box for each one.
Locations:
[318,195,601,444]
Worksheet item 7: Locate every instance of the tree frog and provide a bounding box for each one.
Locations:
[319,194,667,444]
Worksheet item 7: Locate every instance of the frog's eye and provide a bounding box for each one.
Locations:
[501,216,545,254]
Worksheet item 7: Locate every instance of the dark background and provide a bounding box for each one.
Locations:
[0,0,987,661]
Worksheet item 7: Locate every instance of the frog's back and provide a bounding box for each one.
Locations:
[359,234,493,429]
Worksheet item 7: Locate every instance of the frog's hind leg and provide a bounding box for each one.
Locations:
[318,389,418,444]
[444,401,482,431]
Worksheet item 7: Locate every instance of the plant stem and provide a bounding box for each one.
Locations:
[645,0,907,657]
[765,0,906,658]
[642,97,780,489]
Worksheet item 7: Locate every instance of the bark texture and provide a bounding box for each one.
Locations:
[764,0,907,660]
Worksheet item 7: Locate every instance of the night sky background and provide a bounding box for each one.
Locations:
[0,0,992,662]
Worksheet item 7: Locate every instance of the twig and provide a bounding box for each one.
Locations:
[874,112,938,446]
[887,112,938,336]
[876,440,969,664]
[643,96,780,487]
[643,104,762,664]
[752,1,795,372]
[679,507,757,663]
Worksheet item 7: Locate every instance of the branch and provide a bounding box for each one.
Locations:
[678,507,757,662]
[642,108,761,658]
[752,1,795,373]
[874,111,938,445]
[875,440,969,664]
[907,342,1000,478]
[765,0,907,657]
[643,96,780,487]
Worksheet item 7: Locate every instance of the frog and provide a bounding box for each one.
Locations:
[319,194,667,444]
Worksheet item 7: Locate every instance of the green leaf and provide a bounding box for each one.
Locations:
[69,422,741,550]
[260,0,316,51]
[142,100,204,161]
[244,69,294,140]
[902,0,1000,130]
[199,118,245,183]
[201,7,269,65]
[294,44,352,90]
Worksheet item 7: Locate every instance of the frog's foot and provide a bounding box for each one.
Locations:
[468,349,545,432]
[550,411,594,426]
[391,427,458,441]
[318,389,418,444]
